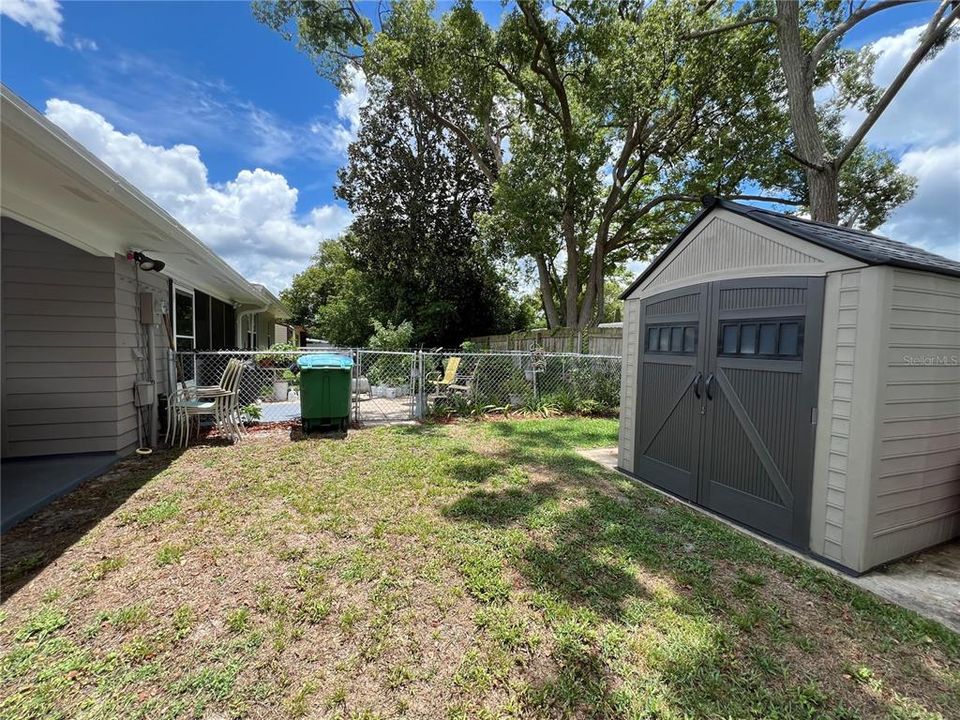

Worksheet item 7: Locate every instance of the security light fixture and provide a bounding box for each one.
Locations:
[127,250,165,272]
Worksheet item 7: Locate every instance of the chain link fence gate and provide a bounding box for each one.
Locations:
[173,348,620,432]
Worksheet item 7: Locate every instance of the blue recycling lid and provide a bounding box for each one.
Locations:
[298,354,353,370]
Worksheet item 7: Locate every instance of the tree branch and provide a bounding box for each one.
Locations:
[784,147,825,172]
[685,15,778,40]
[727,194,805,206]
[809,0,913,69]
[836,2,960,167]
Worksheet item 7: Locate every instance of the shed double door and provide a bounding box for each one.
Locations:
[633,277,823,547]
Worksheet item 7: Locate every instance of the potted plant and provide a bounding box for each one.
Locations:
[255,341,298,368]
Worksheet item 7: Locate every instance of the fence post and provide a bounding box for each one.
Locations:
[415,350,424,419]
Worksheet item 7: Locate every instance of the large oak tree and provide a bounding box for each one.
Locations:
[258,0,921,328]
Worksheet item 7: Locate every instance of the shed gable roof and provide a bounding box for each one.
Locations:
[622,198,960,299]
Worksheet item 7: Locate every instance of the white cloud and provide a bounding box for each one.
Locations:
[44,99,352,292]
[71,37,97,52]
[311,66,368,154]
[1,0,63,44]
[1,0,97,50]
[843,24,960,149]
[828,24,960,260]
[53,52,352,168]
[880,143,960,260]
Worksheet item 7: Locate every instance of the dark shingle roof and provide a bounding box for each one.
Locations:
[621,197,960,299]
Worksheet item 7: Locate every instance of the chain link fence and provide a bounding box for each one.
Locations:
[172,348,620,429]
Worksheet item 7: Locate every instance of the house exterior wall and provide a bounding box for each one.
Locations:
[864,268,960,568]
[114,254,172,453]
[626,208,865,301]
[1,217,130,457]
[617,298,642,474]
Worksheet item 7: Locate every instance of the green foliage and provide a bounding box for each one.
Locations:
[366,319,413,351]
[260,0,917,329]
[282,236,375,347]
[242,403,262,422]
[255,341,299,367]
[336,89,528,345]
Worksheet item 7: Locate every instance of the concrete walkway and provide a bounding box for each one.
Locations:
[578,447,960,634]
[1,453,119,533]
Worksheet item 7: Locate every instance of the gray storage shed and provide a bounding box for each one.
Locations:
[618,197,960,574]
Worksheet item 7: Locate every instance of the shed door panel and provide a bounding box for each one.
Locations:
[698,278,824,547]
[633,285,708,499]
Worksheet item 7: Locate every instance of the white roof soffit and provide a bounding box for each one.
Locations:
[0,84,279,309]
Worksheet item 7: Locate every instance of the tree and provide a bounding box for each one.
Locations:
[689,0,958,224]
[258,0,921,329]
[335,89,524,347]
[281,236,375,347]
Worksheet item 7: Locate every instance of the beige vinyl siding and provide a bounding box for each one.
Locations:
[809,268,891,571]
[114,255,171,454]
[628,209,865,301]
[1,217,124,457]
[865,268,960,568]
[617,299,641,473]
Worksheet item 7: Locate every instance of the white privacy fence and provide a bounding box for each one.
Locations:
[173,348,621,427]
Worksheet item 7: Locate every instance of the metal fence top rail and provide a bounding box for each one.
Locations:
[179,348,621,360]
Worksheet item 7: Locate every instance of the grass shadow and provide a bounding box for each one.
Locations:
[1,448,184,600]
[439,418,960,717]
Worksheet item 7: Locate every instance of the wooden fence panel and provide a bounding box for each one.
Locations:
[469,327,623,355]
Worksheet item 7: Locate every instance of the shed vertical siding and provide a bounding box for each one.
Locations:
[1,217,125,457]
[617,298,641,473]
[866,268,960,567]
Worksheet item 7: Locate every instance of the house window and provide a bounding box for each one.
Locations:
[173,286,196,381]
[718,319,804,358]
[245,313,259,350]
[645,324,698,355]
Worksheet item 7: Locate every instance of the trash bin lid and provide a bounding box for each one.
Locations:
[298,354,353,370]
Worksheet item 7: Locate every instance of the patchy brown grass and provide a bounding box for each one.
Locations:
[1,418,957,719]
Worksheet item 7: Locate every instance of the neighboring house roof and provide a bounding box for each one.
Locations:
[621,196,960,299]
[0,83,288,318]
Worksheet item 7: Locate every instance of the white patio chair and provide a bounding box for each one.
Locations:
[169,359,245,447]
[164,358,240,445]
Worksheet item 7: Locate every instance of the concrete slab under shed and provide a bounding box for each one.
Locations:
[578,447,960,634]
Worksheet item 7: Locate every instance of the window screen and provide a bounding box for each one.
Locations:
[645,324,698,355]
[173,288,196,382]
[718,318,804,358]
[194,291,211,351]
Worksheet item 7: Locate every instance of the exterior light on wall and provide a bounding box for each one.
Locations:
[127,250,165,272]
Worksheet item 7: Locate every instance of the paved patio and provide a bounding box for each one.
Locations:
[579,447,960,634]
[257,393,414,425]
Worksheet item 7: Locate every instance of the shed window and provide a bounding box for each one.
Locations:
[646,324,698,355]
[718,318,804,358]
[758,323,778,354]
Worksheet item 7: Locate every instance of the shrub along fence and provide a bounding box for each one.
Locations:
[173,348,621,427]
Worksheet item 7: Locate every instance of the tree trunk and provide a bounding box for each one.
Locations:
[807,163,839,224]
[577,247,605,329]
[535,254,561,329]
[561,204,579,329]
[775,1,838,222]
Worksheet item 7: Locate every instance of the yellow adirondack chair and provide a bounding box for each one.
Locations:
[426,357,473,396]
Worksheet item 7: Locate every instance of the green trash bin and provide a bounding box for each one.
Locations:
[297,354,353,432]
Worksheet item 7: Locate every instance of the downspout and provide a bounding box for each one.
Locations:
[235,305,269,348]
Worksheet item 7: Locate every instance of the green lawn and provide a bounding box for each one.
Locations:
[1,418,957,719]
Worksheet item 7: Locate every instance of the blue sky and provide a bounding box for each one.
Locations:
[2,1,957,291]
